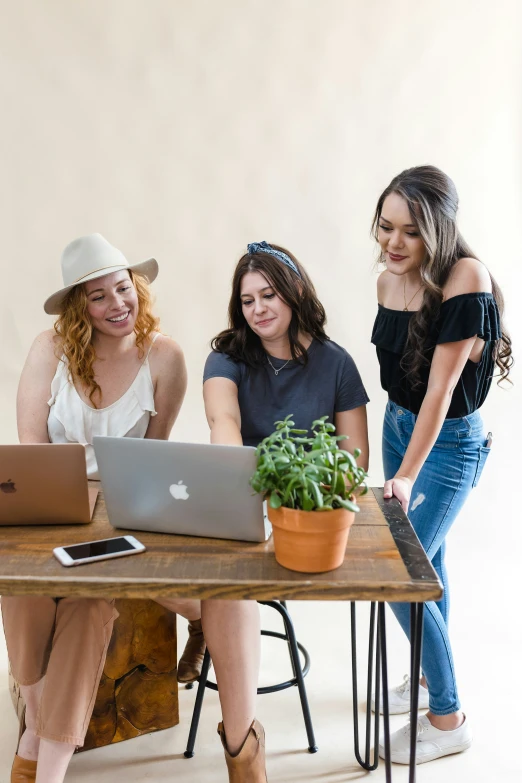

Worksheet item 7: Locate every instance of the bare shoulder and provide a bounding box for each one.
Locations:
[376,269,393,303]
[26,329,61,368]
[150,333,184,361]
[444,257,492,300]
[19,330,61,407]
[34,328,60,351]
[148,333,186,381]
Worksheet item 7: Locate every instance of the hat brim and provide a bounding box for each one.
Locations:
[43,258,159,314]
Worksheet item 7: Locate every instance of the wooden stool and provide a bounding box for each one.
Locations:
[8,599,179,751]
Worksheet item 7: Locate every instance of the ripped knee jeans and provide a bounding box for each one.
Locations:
[382,399,490,715]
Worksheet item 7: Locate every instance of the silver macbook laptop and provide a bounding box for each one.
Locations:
[93,437,270,542]
[0,444,97,525]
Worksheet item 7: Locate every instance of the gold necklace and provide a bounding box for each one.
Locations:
[403,278,423,311]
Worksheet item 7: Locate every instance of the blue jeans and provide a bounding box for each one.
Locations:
[383,399,491,715]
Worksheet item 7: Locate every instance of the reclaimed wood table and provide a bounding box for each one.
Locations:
[0,487,441,782]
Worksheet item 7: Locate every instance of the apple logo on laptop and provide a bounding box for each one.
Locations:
[169,480,189,500]
[1,479,16,494]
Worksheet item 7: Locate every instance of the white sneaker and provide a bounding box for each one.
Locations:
[379,714,473,764]
[371,674,429,714]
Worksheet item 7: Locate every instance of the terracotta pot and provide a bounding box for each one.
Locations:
[268,505,355,573]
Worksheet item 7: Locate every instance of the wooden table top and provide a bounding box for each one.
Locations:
[0,488,442,602]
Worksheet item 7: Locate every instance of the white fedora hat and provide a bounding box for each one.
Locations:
[43,233,159,314]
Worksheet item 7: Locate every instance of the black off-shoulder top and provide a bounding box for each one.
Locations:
[371,292,501,418]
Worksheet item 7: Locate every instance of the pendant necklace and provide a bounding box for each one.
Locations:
[266,355,291,376]
[403,278,423,311]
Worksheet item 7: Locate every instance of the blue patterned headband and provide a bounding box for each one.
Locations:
[247,241,301,278]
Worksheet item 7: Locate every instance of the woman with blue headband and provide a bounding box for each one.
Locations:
[203,242,370,780]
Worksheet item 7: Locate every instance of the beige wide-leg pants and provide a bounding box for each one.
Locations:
[1,596,117,746]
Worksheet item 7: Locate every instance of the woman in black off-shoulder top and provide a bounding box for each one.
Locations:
[369,166,512,765]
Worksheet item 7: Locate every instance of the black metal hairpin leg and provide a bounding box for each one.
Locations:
[378,603,392,783]
[350,602,380,770]
[183,648,211,758]
[408,603,425,782]
[351,601,425,781]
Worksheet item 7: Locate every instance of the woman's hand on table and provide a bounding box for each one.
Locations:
[383,475,413,513]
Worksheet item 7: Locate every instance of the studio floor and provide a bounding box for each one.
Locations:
[0,594,519,782]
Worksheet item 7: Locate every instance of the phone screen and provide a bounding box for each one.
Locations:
[63,537,136,560]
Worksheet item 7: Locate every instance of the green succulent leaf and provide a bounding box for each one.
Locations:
[269,492,282,509]
[335,496,360,512]
[308,480,324,508]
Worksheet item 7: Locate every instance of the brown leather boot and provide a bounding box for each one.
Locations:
[177,618,206,683]
[218,719,267,782]
[11,755,37,783]
[12,708,37,783]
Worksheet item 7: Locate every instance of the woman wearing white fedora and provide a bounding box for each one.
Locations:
[2,234,264,783]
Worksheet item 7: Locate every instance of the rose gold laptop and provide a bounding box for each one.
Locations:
[0,444,97,525]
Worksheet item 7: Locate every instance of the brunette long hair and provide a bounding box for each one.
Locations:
[212,244,328,366]
[372,165,512,386]
[53,270,159,406]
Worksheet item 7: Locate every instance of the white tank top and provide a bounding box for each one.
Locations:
[47,334,159,479]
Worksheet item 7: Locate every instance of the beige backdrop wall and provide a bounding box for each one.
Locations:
[1,0,521,531]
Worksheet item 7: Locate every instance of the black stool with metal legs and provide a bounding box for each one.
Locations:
[184,600,318,758]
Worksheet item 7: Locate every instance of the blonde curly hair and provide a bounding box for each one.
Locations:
[53,271,160,407]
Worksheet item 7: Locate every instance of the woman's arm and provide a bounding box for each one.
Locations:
[335,406,369,472]
[203,377,243,445]
[145,336,187,440]
[386,338,476,510]
[17,330,60,443]
[386,258,492,511]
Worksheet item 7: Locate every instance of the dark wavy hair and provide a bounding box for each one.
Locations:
[372,165,513,386]
[211,244,328,366]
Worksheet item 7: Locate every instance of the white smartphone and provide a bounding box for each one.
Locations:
[53,535,145,567]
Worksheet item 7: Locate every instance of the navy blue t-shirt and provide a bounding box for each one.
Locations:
[203,339,369,447]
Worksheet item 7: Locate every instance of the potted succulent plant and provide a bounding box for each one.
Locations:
[250,415,368,573]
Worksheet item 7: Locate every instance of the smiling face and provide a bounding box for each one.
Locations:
[377,192,426,276]
[83,270,139,337]
[239,271,293,347]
